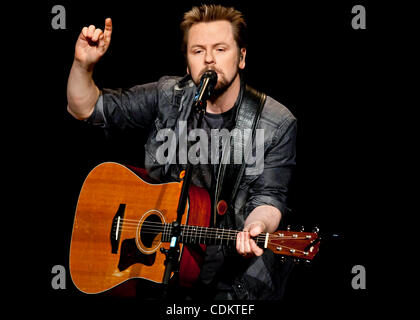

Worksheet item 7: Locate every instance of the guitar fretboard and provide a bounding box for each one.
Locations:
[161,223,266,246]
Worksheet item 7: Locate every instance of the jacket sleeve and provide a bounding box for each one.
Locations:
[244,117,297,218]
[85,82,159,131]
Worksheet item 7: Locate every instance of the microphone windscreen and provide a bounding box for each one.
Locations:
[202,70,218,87]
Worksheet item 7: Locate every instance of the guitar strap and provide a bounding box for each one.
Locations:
[213,85,266,227]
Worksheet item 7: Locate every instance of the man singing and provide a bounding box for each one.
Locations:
[67,4,296,300]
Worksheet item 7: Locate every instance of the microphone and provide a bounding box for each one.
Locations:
[193,70,218,112]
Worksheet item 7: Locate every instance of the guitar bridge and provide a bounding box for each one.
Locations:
[110,203,126,254]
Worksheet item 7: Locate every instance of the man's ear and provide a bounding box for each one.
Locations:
[239,48,246,69]
[186,65,190,75]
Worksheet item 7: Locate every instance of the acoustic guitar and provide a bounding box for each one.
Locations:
[69,162,320,294]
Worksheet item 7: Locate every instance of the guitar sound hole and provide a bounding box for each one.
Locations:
[139,213,162,250]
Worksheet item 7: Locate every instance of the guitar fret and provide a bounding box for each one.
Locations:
[191,226,195,243]
[186,226,189,243]
[229,229,235,246]
[185,225,189,244]
[208,228,213,245]
[230,230,237,246]
[227,230,230,245]
[214,228,217,244]
[204,227,207,244]
[184,225,188,244]
[190,226,194,243]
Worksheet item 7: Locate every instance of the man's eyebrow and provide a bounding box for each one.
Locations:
[190,44,205,49]
[213,42,229,47]
[189,42,230,49]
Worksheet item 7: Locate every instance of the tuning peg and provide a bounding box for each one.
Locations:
[312,226,320,233]
[300,225,305,232]
[286,225,291,231]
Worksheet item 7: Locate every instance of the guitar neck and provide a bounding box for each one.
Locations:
[160,223,321,260]
[161,224,266,247]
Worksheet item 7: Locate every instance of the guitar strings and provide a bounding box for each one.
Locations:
[112,219,310,240]
[114,218,307,239]
[125,230,308,249]
[117,225,310,241]
[110,221,307,252]
[114,225,310,242]
[116,227,308,252]
[107,218,315,252]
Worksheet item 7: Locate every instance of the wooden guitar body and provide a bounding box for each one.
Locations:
[69,162,210,294]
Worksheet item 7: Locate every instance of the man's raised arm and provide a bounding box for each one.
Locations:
[67,18,113,120]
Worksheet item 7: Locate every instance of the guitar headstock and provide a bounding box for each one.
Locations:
[266,228,320,260]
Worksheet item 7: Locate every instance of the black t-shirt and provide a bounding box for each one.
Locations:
[186,104,238,191]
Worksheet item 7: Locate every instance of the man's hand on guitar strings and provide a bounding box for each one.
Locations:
[236,221,265,258]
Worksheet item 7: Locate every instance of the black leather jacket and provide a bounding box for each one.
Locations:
[87,75,297,299]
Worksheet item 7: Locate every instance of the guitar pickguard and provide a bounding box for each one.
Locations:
[117,238,156,271]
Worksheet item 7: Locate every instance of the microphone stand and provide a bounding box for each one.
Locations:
[160,98,207,300]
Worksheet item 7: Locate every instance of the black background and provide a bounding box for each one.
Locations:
[12,0,405,316]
